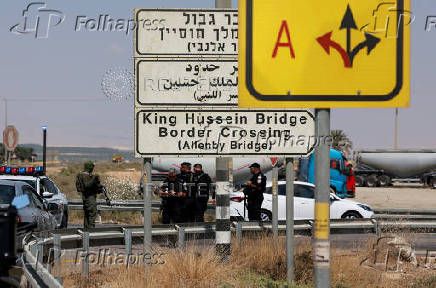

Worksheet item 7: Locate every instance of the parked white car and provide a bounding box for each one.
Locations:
[230,181,374,221]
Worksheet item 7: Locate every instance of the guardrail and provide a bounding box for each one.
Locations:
[22,216,436,288]
[68,199,436,217]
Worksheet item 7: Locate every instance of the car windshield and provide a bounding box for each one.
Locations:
[1,179,37,190]
[0,185,16,204]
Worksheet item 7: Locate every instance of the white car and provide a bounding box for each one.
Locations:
[0,167,69,228]
[230,181,374,221]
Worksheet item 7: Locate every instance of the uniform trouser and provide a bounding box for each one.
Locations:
[82,194,97,229]
[247,199,263,221]
[184,198,203,222]
[161,198,174,224]
[196,197,209,222]
[172,198,186,223]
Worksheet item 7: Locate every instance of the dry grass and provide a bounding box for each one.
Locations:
[68,210,159,225]
[61,246,238,288]
[59,234,436,288]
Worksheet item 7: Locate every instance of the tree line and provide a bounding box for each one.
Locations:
[0,144,37,162]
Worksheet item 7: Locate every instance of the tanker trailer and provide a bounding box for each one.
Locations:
[354,150,436,188]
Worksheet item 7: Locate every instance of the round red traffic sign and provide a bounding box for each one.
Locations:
[3,125,19,151]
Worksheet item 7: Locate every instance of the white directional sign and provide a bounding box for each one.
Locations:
[135,109,315,157]
[136,59,238,106]
[134,9,238,56]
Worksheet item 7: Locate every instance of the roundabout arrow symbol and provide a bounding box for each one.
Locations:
[340,4,358,57]
[317,31,351,68]
[317,5,381,68]
[349,32,381,65]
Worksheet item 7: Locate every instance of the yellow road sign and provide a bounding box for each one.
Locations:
[238,0,410,108]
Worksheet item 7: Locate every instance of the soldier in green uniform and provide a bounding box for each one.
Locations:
[75,161,101,229]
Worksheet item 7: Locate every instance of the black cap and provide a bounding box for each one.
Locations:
[193,163,202,168]
[249,163,260,169]
[181,162,192,167]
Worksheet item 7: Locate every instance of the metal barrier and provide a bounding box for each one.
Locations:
[22,201,436,287]
[21,217,436,288]
[68,199,436,216]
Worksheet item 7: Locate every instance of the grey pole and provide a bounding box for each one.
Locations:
[53,234,61,267]
[215,0,231,8]
[82,232,89,277]
[272,166,279,239]
[143,158,152,254]
[3,99,6,165]
[285,158,294,283]
[215,0,232,261]
[314,109,331,288]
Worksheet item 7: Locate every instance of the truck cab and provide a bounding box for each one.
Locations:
[298,149,355,199]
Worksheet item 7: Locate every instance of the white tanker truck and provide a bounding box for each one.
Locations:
[353,150,436,188]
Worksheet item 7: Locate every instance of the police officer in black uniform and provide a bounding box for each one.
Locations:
[177,162,194,222]
[245,163,267,221]
[159,168,181,224]
[192,164,212,222]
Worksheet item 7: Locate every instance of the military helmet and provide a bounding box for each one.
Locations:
[84,161,95,173]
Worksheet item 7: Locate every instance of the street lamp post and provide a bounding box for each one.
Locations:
[42,126,47,174]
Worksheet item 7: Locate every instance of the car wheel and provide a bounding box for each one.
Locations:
[366,175,379,188]
[260,209,272,222]
[379,175,391,187]
[60,211,68,228]
[341,211,362,219]
[431,177,436,189]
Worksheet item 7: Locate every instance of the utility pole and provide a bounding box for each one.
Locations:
[3,99,7,165]
[314,109,331,288]
[215,0,232,260]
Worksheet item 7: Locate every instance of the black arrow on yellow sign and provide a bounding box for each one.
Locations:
[318,5,381,68]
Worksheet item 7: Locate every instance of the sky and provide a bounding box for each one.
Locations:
[0,0,435,151]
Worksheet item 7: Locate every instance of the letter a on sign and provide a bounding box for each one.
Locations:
[272,21,296,58]
[238,0,410,108]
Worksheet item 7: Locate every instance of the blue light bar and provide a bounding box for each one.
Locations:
[19,167,26,174]
[35,166,44,174]
[5,167,12,174]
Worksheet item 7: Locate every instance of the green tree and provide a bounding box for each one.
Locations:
[14,146,34,162]
[330,130,353,156]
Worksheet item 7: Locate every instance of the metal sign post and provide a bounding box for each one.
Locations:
[272,166,278,239]
[314,109,331,288]
[285,158,294,283]
[142,158,152,255]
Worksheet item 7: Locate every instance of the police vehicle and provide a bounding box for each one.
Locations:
[0,166,69,228]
